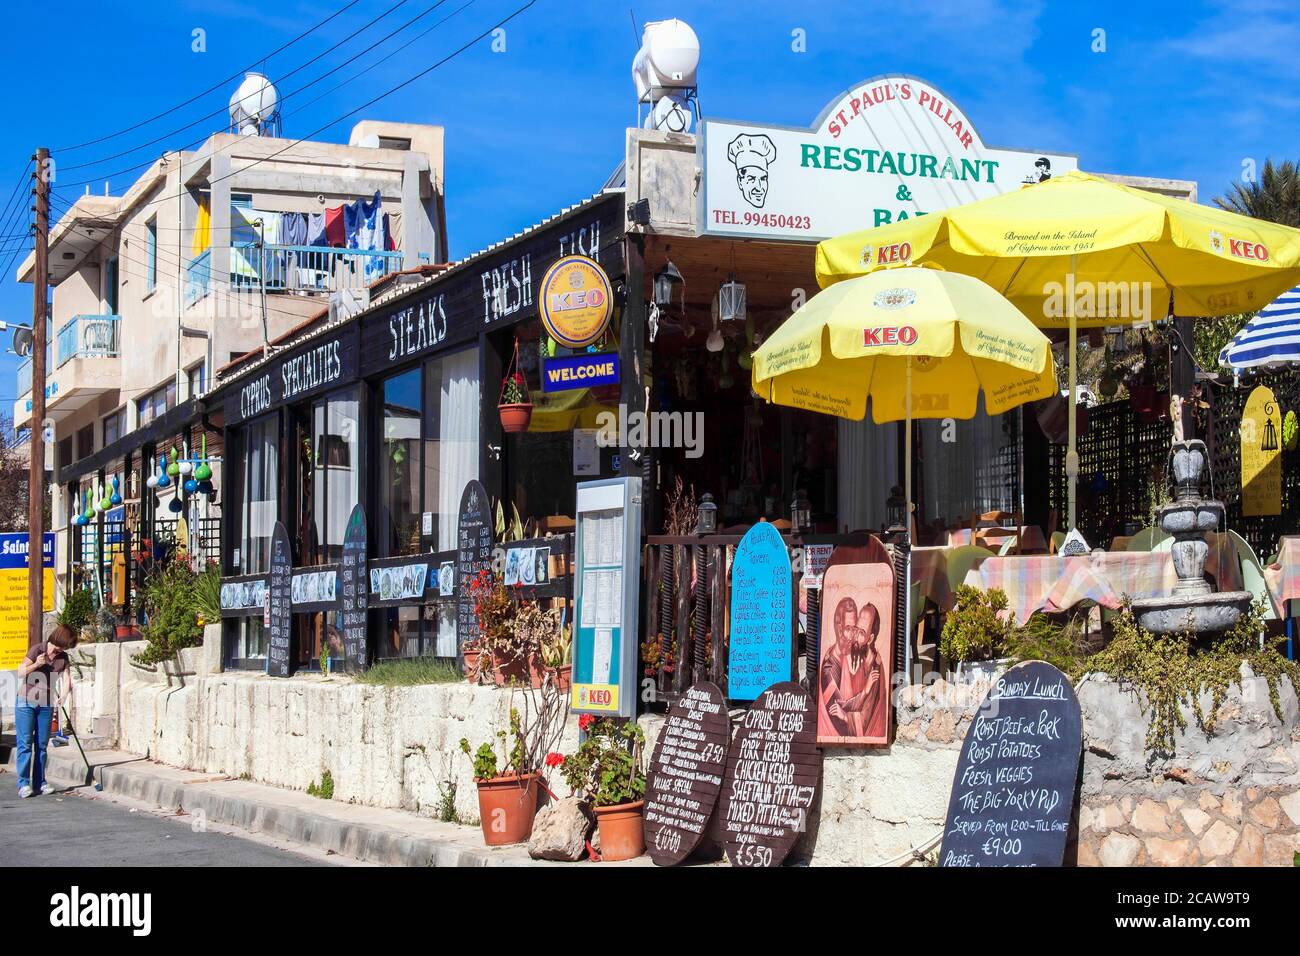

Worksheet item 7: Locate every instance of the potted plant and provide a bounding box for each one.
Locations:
[462,639,483,684]
[940,584,1016,682]
[57,586,96,643]
[468,568,526,684]
[498,340,533,432]
[640,638,662,677]
[459,708,541,845]
[540,622,572,691]
[514,601,559,688]
[559,715,647,861]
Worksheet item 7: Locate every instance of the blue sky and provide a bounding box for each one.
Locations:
[2,0,1297,413]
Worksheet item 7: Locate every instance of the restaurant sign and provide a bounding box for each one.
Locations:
[541,352,620,392]
[699,74,1077,243]
[225,324,359,427]
[539,255,613,349]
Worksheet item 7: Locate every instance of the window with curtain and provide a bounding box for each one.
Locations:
[311,388,360,563]
[240,414,279,576]
[380,369,423,558]
[146,218,157,292]
[376,348,479,659]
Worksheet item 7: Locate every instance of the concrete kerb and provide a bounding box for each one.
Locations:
[44,747,545,867]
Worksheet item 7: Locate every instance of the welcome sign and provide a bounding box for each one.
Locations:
[699,74,1076,243]
[542,352,620,392]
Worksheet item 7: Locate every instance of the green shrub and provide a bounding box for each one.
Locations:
[307,770,334,800]
[940,585,1016,663]
[134,559,204,666]
[57,587,96,635]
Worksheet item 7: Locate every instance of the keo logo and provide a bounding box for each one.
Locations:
[863,325,918,347]
[1228,238,1269,261]
[875,242,912,265]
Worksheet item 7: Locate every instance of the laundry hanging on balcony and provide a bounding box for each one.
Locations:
[191,197,211,256]
[344,191,388,280]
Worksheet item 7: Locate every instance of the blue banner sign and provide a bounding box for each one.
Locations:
[542,352,620,393]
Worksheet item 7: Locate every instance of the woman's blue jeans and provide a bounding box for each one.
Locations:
[15,699,52,791]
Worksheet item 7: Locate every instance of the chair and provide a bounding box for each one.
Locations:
[1227,530,1278,621]
[1124,525,1171,552]
[943,545,997,596]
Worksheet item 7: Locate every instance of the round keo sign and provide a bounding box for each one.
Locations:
[539,255,614,349]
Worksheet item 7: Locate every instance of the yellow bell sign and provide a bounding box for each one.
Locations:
[539,255,613,349]
[1241,385,1282,517]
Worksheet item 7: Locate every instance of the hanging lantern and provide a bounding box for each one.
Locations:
[790,489,812,535]
[696,492,718,535]
[110,474,122,506]
[653,259,684,310]
[718,272,746,323]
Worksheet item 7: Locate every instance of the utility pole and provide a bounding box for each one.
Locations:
[29,147,48,649]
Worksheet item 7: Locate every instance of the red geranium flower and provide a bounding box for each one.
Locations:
[545,752,564,768]
[578,713,595,732]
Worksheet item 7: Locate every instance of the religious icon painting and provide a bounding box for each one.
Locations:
[816,535,894,746]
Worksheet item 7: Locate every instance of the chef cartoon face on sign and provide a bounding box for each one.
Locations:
[728,133,776,208]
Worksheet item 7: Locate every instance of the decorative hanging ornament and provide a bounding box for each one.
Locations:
[179,460,193,476]
[184,477,199,493]
[110,474,122,506]
[146,474,158,489]
[166,447,180,477]
[168,495,184,514]
[198,479,214,496]
[156,454,171,488]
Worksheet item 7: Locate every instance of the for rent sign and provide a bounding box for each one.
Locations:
[699,74,1076,243]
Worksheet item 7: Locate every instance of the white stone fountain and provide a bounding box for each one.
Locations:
[1130,439,1252,634]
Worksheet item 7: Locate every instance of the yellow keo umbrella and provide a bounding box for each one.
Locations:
[751,267,1057,535]
[814,169,1300,529]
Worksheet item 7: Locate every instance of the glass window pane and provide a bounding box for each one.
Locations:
[381,369,422,556]
[241,416,278,574]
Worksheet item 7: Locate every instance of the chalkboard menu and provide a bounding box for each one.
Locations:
[338,504,368,672]
[719,681,821,868]
[456,480,492,650]
[728,523,793,700]
[644,682,730,866]
[267,522,292,678]
[939,661,1083,867]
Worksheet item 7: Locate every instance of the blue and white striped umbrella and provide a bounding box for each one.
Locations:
[1219,285,1300,369]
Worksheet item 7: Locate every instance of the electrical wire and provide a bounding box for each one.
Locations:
[48,0,538,226]
[52,0,365,153]
[57,0,423,175]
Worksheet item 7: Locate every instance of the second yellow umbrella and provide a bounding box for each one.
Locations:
[751,266,1057,535]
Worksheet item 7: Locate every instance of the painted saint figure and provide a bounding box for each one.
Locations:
[819,598,885,739]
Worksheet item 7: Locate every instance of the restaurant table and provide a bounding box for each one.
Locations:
[964,536,1245,625]
[910,546,958,612]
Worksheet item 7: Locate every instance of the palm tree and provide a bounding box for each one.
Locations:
[1214,159,1300,227]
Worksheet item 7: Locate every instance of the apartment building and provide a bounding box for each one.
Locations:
[14,114,447,608]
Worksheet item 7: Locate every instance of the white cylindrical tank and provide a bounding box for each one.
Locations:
[230,72,279,133]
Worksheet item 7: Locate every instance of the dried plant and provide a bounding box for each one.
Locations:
[663,475,699,536]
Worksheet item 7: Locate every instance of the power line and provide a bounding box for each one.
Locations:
[47,0,538,229]
[52,0,365,153]
[58,0,422,176]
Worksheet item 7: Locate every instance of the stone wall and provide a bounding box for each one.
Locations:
[72,636,1300,866]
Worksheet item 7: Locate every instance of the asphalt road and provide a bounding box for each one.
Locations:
[0,777,332,867]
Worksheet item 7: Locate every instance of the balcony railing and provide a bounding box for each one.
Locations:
[56,315,121,368]
[186,243,402,306]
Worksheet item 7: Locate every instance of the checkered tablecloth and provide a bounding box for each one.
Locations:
[1265,536,1300,612]
[964,536,1244,625]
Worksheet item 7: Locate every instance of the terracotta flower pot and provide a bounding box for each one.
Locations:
[552,663,572,692]
[493,652,530,687]
[463,649,481,683]
[115,624,140,641]
[594,800,645,861]
[474,773,540,845]
[498,403,533,433]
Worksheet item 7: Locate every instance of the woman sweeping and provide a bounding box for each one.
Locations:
[14,625,77,798]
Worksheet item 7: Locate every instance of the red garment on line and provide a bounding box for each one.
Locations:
[325,205,346,248]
